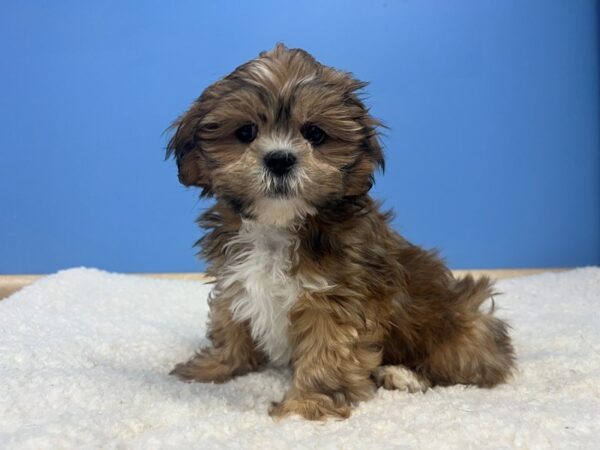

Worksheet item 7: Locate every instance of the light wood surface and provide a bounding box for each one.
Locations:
[0,269,565,301]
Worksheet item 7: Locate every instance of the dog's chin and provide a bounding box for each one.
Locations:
[265,185,291,198]
[250,196,316,228]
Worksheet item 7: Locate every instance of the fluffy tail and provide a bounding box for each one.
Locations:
[422,274,517,387]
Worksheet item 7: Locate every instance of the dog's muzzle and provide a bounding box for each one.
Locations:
[264,151,296,176]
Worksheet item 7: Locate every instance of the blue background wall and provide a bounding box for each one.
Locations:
[1,0,599,274]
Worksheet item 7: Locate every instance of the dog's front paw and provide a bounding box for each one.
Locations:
[268,391,352,421]
[170,350,234,384]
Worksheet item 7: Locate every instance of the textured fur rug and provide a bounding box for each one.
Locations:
[1,268,599,449]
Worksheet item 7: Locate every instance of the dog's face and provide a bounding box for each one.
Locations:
[168,44,383,226]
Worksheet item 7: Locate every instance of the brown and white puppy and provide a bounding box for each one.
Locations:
[167,44,515,420]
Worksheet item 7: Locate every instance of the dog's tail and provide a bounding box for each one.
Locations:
[431,273,517,387]
[451,273,497,315]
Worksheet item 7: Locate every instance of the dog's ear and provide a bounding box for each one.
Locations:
[362,114,385,174]
[166,90,218,192]
[343,100,385,197]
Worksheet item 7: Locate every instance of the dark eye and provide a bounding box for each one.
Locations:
[202,122,219,131]
[301,124,326,145]
[235,123,258,143]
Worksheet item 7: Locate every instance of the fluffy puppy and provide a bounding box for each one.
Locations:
[167,44,515,420]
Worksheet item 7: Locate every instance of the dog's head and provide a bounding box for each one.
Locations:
[167,44,383,226]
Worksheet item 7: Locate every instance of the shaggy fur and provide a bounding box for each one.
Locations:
[167,44,515,420]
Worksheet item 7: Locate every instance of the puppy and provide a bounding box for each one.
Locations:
[167,44,515,420]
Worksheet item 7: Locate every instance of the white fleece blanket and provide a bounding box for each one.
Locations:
[1,268,599,449]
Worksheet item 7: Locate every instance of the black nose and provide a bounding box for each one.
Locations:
[263,151,296,176]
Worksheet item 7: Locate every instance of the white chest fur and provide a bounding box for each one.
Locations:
[219,221,327,365]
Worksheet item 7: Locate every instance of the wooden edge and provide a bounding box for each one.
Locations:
[451,269,566,279]
[0,269,567,301]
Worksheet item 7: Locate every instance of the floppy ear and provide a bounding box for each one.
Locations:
[166,104,210,190]
[343,112,385,197]
[362,114,385,173]
[167,77,232,198]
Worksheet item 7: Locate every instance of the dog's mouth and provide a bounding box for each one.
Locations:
[261,171,302,199]
[265,177,292,198]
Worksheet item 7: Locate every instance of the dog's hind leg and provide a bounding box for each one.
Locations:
[373,365,431,393]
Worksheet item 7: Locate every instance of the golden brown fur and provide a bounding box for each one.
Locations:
[168,44,515,420]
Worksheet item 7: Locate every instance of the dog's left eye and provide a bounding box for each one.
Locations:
[301,124,326,145]
[235,123,258,143]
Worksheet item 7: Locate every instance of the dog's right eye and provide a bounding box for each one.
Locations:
[235,124,258,143]
[301,124,326,146]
